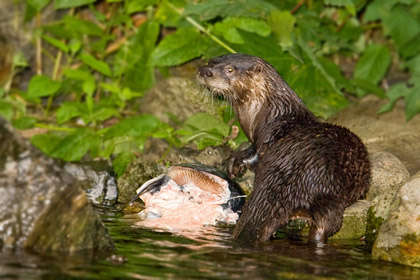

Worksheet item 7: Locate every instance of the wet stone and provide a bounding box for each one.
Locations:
[372,172,420,268]
[117,160,164,204]
[0,117,114,252]
[64,162,118,207]
[331,200,371,240]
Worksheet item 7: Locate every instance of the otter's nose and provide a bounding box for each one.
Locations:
[198,67,213,77]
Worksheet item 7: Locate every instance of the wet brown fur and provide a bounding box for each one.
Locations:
[196,53,371,244]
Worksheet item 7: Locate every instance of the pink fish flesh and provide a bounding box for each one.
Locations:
[135,174,241,231]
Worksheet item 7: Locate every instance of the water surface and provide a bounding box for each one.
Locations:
[1,209,419,279]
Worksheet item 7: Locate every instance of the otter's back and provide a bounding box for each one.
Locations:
[254,122,370,208]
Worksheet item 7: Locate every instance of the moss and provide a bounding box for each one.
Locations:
[364,206,385,251]
[400,234,420,257]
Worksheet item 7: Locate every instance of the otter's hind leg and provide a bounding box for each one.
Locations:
[308,196,346,244]
[233,187,291,243]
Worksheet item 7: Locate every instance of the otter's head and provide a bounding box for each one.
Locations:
[196,53,278,105]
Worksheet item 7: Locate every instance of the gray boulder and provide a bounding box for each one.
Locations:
[0,117,114,252]
[367,152,410,201]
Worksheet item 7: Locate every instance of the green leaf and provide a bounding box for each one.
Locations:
[405,55,420,83]
[268,11,295,48]
[87,106,119,123]
[296,36,342,96]
[27,75,62,99]
[42,35,69,52]
[381,5,420,58]
[351,78,386,98]
[104,115,161,139]
[289,64,349,119]
[112,152,135,177]
[82,80,96,96]
[119,20,159,91]
[27,0,51,11]
[49,129,99,161]
[319,57,354,93]
[55,0,96,9]
[12,52,29,68]
[56,102,84,124]
[155,0,182,27]
[398,34,420,59]
[150,27,209,67]
[363,0,387,22]
[353,44,390,96]
[324,0,356,15]
[233,31,296,79]
[80,53,112,77]
[68,39,82,55]
[63,68,95,82]
[0,100,13,121]
[63,16,103,37]
[12,117,37,130]
[184,0,276,21]
[405,83,420,121]
[30,133,62,155]
[183,113,230,137]
[126,0,157,14]
[213,17,271,44]
[378,83,410,114]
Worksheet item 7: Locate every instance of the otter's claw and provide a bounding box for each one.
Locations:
[228,157,246,179]
[227,146,258,179]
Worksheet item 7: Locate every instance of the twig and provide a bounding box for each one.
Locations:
[291,0,305,15]
[35,13,42,75]
[166,2,236,54]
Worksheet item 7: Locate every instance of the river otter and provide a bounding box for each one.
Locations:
[196,53,370,244]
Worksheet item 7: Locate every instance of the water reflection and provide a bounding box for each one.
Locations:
[1,209,420,279]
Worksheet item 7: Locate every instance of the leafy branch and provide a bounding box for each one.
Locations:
[1,0,419,176]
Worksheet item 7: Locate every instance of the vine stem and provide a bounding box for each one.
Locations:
[35,123,75,132]
[35,13,42,75]
[166,2,236,54]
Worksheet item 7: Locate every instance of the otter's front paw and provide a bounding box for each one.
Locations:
[228,156,246,179]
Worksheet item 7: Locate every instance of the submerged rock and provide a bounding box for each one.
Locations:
[372,173,420,268]
[0,117,114,252]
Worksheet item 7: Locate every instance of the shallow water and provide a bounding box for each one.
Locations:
[1,209,420,280]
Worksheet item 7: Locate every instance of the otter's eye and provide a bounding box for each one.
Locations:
[225,66,234,73]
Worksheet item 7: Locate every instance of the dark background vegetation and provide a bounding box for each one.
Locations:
[1,0,419,175]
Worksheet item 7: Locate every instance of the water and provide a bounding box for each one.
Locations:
[1,209,420,280]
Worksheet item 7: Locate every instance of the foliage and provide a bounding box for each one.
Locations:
[1,0,420,175]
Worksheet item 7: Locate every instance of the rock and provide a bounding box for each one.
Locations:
[367,152,410,201]
[372,173,420,268]
[234,169,255,195]
[362,152,409,249]
[117,160,164,204]
[64,161,118,207]
[331,200,371,240]
[364,186,400,251]
[0,117,114,252]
